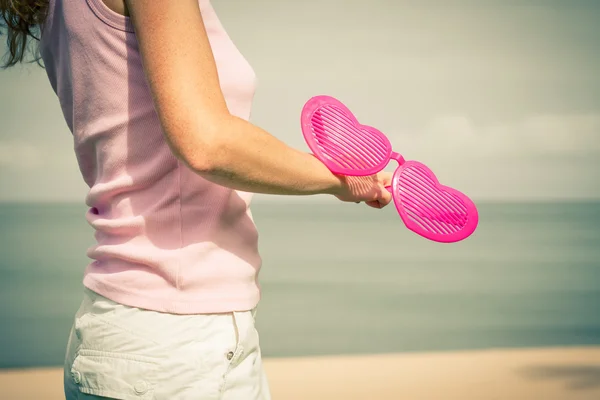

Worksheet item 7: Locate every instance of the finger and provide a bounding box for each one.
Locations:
[365,200,382,209]
[378,187,393,207]
[367,192,392,208]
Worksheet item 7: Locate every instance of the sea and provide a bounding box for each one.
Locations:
[1,200,599,368]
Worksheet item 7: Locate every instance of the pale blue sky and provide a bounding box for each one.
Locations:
[1,0,599,202]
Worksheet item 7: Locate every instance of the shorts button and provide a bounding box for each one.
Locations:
[226,351,234,360]
[72,370,81,384]
[134,380,148,394]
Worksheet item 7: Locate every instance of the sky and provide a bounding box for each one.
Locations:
[1,0,599,202]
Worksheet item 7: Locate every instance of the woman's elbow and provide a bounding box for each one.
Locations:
[172,121,228,174]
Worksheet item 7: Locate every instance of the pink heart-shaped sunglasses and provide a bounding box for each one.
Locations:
[301,95,479,243]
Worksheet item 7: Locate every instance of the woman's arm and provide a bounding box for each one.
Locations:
[125,0,391,204]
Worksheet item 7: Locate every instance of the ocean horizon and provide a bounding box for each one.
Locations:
[1,200,599,369]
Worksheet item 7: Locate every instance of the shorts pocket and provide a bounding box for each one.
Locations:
[219,310,264,397]
[70,349,159,400]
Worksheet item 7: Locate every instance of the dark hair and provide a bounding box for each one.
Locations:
[0,0,49,68]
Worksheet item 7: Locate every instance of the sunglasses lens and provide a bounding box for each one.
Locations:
[304,103,391,176]
[393,162,478,242]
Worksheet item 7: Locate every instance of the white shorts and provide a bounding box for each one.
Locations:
[63,287,271,400]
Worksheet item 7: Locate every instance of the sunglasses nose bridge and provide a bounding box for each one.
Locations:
[390,151,405,165]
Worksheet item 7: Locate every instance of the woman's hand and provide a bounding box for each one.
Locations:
[333,171,393,208]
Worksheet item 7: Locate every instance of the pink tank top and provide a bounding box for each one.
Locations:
[40,0,262,314]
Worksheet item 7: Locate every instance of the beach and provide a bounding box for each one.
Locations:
[1,347,599,399]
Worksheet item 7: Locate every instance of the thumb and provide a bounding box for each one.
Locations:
[382,171,394,188]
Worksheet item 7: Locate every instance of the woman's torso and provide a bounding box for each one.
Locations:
[40,0,262,314]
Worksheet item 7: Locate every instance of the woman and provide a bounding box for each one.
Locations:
[1,0,392,398]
